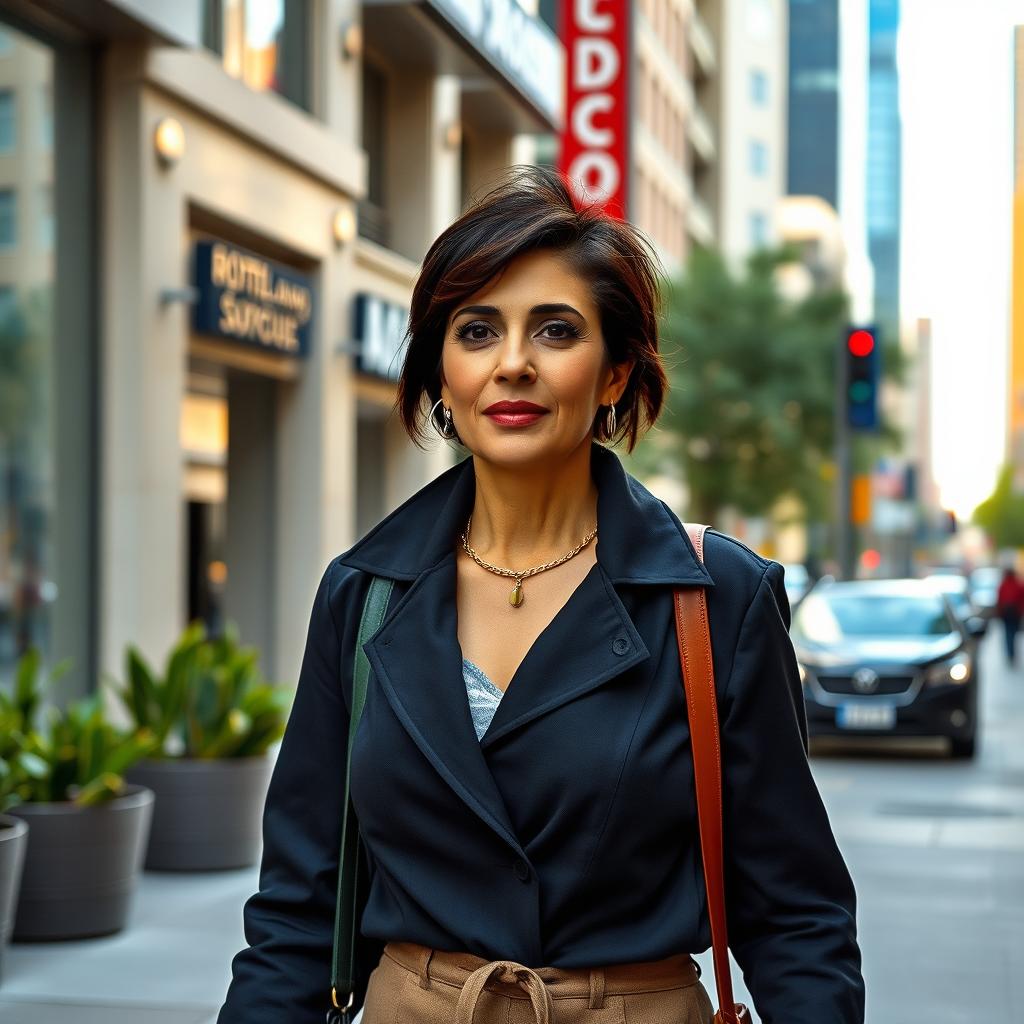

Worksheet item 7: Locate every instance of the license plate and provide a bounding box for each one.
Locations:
[836,703,896,730]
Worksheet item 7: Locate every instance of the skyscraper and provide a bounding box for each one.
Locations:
[787,0,840,206]
[867,0,902,339]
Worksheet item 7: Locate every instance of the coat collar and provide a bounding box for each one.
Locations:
[338,441,715,589]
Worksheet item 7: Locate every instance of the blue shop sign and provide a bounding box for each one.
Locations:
[192,240,314,358]
[353,292,409,381]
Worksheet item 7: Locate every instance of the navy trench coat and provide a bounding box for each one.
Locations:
[217,442,865,1024]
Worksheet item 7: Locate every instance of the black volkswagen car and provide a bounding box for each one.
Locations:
[790,578,981,758]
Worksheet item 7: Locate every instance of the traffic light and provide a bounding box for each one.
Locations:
[845,325,880,430]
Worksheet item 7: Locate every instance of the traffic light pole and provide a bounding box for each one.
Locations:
[834,333,854,580]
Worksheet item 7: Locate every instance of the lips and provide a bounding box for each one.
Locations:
[483,401,548,414]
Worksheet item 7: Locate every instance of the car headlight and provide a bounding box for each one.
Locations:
[924,652,972,686]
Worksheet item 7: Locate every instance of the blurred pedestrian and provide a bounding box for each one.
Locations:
[995,567,1024,665]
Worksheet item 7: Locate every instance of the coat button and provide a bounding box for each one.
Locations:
[612,636,630,655]
[513,858,531,882]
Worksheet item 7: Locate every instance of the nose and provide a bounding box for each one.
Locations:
[493,332,536,384]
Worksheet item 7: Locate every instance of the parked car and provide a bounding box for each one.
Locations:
[791,578,979,758]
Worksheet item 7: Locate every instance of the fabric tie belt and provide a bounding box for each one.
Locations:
[382,940,702,1024]
[456,960,554,1023]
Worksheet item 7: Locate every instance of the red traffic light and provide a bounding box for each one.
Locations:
[848,329,875,356]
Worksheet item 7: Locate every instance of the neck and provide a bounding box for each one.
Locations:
[465,439,599,568]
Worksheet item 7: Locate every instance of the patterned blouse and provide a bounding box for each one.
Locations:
[462,657,505,740]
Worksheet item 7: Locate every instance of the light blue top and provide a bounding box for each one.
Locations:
[462,657,505,740]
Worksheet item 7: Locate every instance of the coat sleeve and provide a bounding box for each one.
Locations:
[217,559,386,1023]
[718,561,866,1024]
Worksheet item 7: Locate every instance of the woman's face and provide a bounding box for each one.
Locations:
[439,248,634,468]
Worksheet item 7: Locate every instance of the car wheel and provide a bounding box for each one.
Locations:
[949,735,976,759]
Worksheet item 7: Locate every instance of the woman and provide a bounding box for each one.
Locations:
[996,566,1024,665]
[217,166,865,1024]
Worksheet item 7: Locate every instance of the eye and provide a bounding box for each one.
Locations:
[455,321,495,343]
[539,320,581,341]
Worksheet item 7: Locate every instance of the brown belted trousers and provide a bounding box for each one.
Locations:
[359,940,716,1023]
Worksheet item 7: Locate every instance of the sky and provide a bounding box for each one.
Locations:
[899,0,1023,520]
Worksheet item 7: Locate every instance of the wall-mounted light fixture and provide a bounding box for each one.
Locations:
[340,21,363,60]
[154,116,186,167]
[443,120,462,150]
[332,206,357,247]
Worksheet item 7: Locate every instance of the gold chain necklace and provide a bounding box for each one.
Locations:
[459,513,598,608]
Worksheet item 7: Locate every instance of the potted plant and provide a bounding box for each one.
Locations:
[3,647,158,942]
[112,621,292,871]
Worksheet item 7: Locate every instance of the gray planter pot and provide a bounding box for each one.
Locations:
[7,784,154,941]
[125,755,273,871]
[0,814,29,985]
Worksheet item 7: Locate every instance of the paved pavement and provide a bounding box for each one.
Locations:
[1,627,1020,1023]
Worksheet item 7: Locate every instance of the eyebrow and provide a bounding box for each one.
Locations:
[451,303,586,320]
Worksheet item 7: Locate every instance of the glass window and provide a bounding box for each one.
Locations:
[39,84,52,148]
[0,90,14,151]
[38,183,52,248]
[0,189,15,246]
[358,60,390,247]
[749,210,768,248]
[750,69,768,106]
[202,0,310,111]
[0,24,66,686]
[749,139,768,176]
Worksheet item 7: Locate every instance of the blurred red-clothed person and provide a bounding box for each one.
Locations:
[995,567,1024,666]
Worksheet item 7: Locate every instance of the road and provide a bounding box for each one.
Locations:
[695,625,1024,1022]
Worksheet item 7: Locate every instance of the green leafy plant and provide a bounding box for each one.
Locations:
[106,621,293,760]
[0,647,158,810]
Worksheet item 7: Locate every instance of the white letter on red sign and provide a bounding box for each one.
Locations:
[572,93,614,147]
[575,37,619,90]
[576,0,612,32]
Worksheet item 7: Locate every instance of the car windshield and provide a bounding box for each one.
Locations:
[792,591,957,643]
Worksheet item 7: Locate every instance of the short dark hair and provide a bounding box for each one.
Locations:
[396,164,669,453]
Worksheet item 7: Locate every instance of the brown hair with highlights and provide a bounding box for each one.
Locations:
[396,164,668,453]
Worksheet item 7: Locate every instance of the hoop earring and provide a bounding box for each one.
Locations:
[603,403,617,440]
[430,398,459,441]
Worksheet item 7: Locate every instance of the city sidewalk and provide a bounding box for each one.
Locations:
[0,864,258,1023]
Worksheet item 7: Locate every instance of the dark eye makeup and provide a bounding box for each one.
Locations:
[454,320,582,343]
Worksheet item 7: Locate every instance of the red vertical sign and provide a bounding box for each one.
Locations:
[558,0,630,219]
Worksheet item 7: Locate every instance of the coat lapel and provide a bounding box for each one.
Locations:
[361,551,525,853]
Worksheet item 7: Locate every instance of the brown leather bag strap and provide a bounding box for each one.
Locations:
[674,524,750,1024]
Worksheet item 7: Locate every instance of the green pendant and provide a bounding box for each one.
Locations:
[509,578,524,607]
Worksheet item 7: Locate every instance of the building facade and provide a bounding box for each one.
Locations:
[786,0,874,323]
[630,0,717,274]
[0,0,562,702]
[701,0,788,261]
[1010,26,1024,480]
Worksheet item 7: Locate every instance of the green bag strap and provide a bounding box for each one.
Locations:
[329,574,393,1023]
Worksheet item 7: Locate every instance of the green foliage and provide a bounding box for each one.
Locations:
[973,464,1024,548]
[105,621,293,760]
[0,647,159,811]
[647,244,905,525]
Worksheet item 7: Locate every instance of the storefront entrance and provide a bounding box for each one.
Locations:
[182,354,281,672]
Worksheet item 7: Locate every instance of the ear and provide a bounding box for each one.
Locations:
[603,355,636,405]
